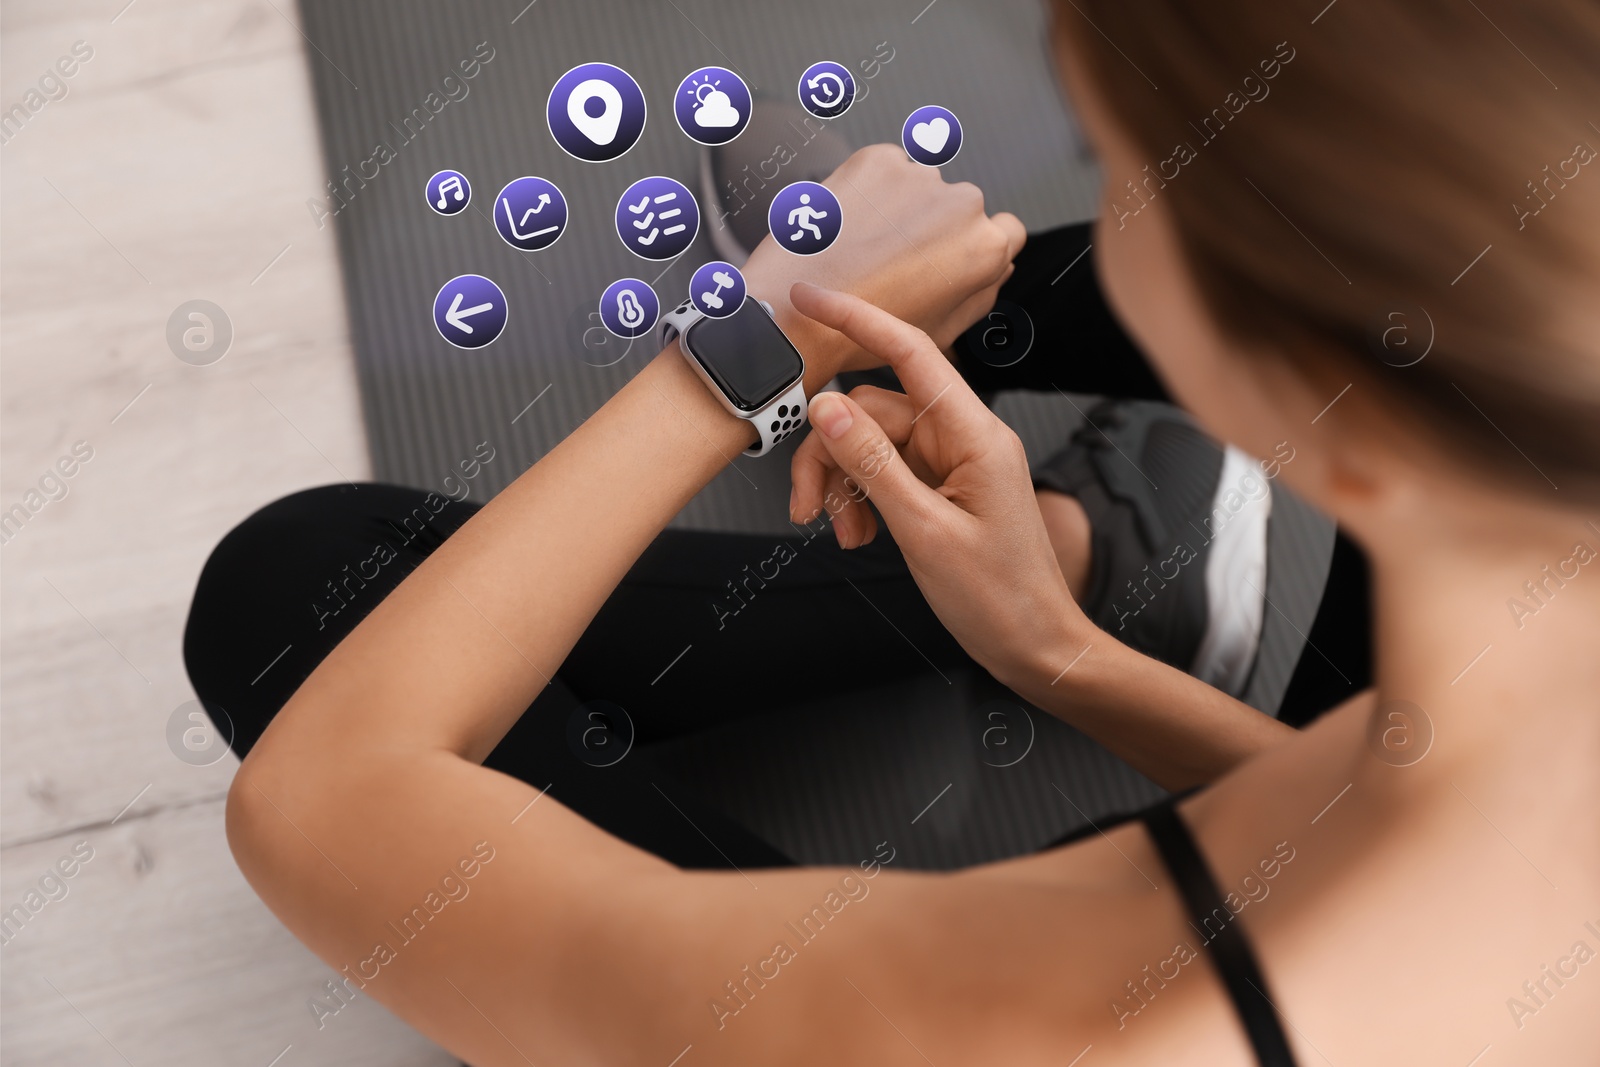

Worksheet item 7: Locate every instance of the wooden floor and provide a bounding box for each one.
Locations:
[1,2,451,1063]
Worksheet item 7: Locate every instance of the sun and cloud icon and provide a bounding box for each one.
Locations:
[674,67,751,145]
[688,74,740,127]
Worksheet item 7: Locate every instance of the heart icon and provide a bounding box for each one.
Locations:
[911,117,950,155]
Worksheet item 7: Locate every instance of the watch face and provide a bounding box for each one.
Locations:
[683,299,804,412]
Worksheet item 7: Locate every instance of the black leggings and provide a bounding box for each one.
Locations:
[183,224,1371,870]
[185,482,981,869]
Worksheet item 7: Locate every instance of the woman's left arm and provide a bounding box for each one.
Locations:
[236,146,1020,769]
[224,146,1022,1065]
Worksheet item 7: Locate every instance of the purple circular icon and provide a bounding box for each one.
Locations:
[673,66,751,146]
[798,61,855,119]
[492,176,567,252]
[425,169,471,215]
[599,278,661,339]
[768,181,842,256]
[616,176,700,261]
[547,62,647,163]
[433,274,507,350]
[902,105,963,167]
[689,261,745,319]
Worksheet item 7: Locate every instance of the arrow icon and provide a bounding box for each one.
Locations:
[518,192,552,223]
[800,64,856,119]
[434,274,507,350]
[502,196,561,242]
[445,291,495,334]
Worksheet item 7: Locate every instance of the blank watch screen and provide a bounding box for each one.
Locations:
[684,299,804,412]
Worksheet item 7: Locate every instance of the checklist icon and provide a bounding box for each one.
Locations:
[614,176,700,260]
[628,189,688,247]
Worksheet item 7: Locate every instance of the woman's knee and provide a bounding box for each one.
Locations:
[182,483,477,757]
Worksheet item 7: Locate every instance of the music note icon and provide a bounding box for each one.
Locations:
[426,169,472,216]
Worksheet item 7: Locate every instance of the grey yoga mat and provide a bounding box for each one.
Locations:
[296,0,1333,867]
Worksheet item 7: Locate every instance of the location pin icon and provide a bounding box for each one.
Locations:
[568,78,623,145]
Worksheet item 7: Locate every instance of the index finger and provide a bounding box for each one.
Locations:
[789,282,985,423]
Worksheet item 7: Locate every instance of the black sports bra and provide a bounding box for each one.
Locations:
[1139,799,1300,1067]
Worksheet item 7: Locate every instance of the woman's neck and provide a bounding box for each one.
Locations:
[1364,509,1600,789]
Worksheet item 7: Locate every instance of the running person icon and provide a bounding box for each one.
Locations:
[768,180,842,255]
[788,194,827,242]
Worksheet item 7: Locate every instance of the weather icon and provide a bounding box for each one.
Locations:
[673,66,751,145]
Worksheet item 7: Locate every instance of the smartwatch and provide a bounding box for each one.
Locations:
[659,296,808,457]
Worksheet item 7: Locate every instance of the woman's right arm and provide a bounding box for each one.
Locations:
[788,283,1296,790]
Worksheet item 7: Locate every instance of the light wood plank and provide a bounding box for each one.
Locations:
[0,798,453,1067]
[2,0,370,844]
[0,1,443,1063]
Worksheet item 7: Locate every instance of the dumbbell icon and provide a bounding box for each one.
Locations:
[699,269,735,310]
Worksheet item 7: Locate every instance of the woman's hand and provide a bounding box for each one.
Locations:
[786,282,1087,691]
[787,283,1300,788]
[741,145,1026,380]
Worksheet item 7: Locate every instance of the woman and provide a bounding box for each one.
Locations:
[192,1,1600,1063]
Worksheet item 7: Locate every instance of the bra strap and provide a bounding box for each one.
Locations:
[1140,801,1299,1067]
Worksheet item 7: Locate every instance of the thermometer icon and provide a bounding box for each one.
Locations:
[599,278,659,339]
[616,288,645,329]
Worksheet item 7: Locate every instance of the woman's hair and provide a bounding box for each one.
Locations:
[1058,0,1600,498]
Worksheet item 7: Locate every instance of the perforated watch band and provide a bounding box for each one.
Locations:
[659,297,809,458]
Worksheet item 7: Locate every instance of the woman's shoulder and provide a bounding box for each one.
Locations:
[875,694,1599,1063]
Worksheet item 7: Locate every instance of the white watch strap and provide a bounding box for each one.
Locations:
[657,295,701,350]
[659,297,809,458]
[747,380,809,457]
